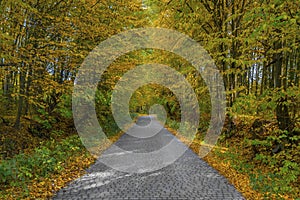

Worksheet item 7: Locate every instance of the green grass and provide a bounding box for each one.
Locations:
[0,135,86,193]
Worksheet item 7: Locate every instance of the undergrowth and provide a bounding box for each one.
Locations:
[0,135,91,199]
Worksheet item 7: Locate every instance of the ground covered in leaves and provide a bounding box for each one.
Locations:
[0,127,122,200]
[1,117,298,199]
[166,119,299,200]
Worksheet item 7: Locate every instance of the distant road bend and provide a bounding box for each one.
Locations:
[53,116,245,200]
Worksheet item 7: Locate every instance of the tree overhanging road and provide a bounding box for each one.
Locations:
[53,116,245,200]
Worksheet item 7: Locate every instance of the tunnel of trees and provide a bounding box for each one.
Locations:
[0,0,299,199]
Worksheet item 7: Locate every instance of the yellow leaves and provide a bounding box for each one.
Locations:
[165,123,264,199]
[3,152,95,199]
[5,132,124,199]
[204,152,264,200]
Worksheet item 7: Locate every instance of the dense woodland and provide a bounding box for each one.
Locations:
[0,0,299,199]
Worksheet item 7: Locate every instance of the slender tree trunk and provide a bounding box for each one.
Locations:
[295,49,300,86]
[260,60,266,95]
[273,41,294,133]
[24,65,32,115]
[14,65,26,129]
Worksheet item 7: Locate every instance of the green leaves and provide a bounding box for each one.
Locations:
[0,135,84,186]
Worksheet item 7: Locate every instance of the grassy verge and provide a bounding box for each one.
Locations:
[0,132,123,199]
[164,119,299,200]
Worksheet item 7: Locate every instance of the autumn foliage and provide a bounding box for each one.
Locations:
[0,0,299,199]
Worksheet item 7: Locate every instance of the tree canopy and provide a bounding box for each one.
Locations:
[0,0,299,199]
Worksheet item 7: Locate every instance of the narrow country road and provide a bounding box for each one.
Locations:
[53,116,245,200]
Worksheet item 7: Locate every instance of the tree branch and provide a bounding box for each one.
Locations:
[185,0,194,13]
[0,63,17,67]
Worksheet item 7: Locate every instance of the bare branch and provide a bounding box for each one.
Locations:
[0,63,17,67]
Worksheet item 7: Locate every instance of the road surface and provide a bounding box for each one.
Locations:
[53,116,245,200]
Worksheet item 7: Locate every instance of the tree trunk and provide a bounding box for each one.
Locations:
[14,65,26,129]
[273,41,294,133]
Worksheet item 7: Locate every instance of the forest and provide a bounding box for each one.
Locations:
[0,0,299,199]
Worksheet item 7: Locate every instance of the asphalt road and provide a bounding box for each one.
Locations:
[53,116,245,200]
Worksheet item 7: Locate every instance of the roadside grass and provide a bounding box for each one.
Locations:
[0,113,141,199]
[0,133,123,199]
[2,114,297,199]
[165,119,299,200]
